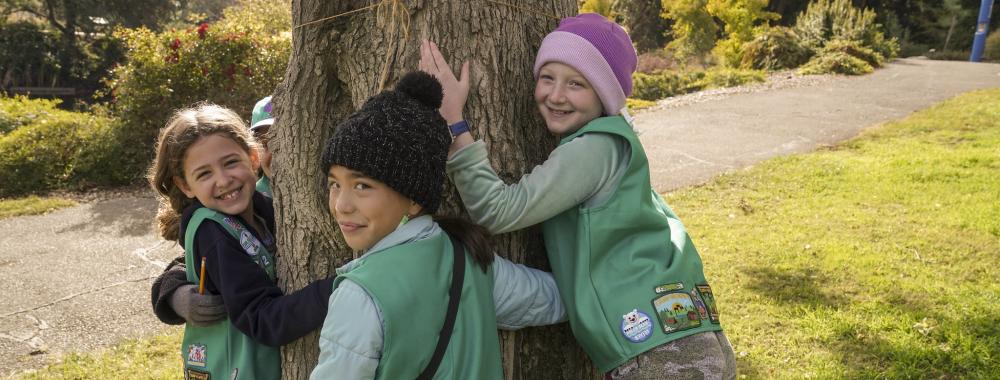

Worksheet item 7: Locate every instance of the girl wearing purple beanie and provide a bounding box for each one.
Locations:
[421,13,736,380]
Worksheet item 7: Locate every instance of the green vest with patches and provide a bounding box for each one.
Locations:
[337,231,503,380]
[181,207,281,380]
[541,116,723,372]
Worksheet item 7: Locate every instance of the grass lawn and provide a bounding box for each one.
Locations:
[11,89,999,379]
[670,88,1000,378]
[0,196,76,220]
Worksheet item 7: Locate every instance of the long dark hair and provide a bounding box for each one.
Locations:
[435,216,494,272]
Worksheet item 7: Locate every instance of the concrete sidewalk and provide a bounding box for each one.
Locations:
[636,58,1000,192]
[1,57,999,376]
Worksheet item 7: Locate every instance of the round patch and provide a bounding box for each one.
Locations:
[620,308,653,343]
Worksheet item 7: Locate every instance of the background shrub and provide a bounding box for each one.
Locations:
[798,51,874,75]
[986,29,1000,61]
[793,0,899,60]
[696,67,766,89]
[0,22,60,90]
[740,26,813,70]
[0,97,117,197]
[821,39,883,67]
[637,51,678,73]
[0,96,64,135]
[104,0,290,181]
[631,70,705,100]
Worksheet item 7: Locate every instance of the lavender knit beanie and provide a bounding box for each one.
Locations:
[533,13,637,116]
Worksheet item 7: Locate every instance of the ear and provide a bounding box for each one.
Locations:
[407,201,423,217]
[249,148,261,173]
[173,176,195,198]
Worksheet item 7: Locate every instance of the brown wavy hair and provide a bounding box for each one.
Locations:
[148,103,260,241]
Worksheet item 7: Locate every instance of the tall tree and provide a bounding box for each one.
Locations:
[271,1,605,379]
[617,0,670,53]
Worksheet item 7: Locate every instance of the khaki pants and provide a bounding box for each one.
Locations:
[606,331,737,380]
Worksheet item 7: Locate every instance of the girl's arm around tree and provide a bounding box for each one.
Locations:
[195,222,334,347]
[492,254,566,329]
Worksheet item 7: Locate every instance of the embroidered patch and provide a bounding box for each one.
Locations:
[222,216,243,232]
[185,368,210,380]
[620,309,653,343]
[691,289,709,320]
[239,230,260,256]
[696,284,720,324]
[654,282,684,294]
[186,343,207,367]
[652,292,702,334]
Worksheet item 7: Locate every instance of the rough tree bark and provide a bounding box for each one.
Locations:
[271,1,602,379]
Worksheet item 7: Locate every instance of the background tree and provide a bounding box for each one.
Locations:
[662,0,718,66]
[271,1,605,379]
[617,0,670,53]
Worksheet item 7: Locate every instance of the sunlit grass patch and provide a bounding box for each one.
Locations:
[667,89,1000,378]
[0,196,76,220]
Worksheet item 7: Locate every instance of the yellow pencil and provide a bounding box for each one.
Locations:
[198,257,207,295]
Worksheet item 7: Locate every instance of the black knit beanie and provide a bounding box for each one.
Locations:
[322,71,451,213]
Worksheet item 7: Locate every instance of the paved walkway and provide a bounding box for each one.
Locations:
[1,58,999,377]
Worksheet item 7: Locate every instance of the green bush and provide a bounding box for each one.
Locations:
[706,0,779,68]
[0,98,118,197]
[0,96,64,135]
[740,26,813,70]
[793,0,899,60]
[0,22,60,89]
[985,29,1000,61]
[696,67,766,89]
[798,51,873,75]
[821,39,883,67]
[105,0,290,181]
[631,70,705,100]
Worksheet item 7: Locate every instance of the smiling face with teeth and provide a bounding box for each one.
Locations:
[534,62,604,136]
[174,133,260,221]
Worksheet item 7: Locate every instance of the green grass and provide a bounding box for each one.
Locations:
[12,90,1000,379]
[0,196,76,220]
[667,89,1000,378]
[14,330,182,380]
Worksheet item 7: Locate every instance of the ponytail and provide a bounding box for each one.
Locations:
[435,216,494,272]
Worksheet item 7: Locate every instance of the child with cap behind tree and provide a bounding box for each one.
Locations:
[249,96,275,196]
[421,13,736,380]
[310,71,566,379]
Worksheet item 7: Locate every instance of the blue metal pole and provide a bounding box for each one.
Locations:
[970,0,995,62]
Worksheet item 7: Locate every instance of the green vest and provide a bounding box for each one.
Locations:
[181,208,281,380]
[256,176,271,197]
[541,116,723,372]
[338,231,503,380]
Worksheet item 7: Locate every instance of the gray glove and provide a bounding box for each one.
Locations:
[169,284,227,327]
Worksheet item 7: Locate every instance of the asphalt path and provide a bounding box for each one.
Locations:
[1,57,999,377]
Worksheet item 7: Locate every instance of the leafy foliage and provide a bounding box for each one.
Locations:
[696,67,765,89]
[0,22,59,89]
[662,0,717,65]
[579,0,617,19]
[793,0,899,60]
[740,26,813,70]
[798,51,873,75]
[821,39,883,68]
[0,97,120,196]
[986,29,1000,62]
[616,0,669,53]
[104,0,290,181]
[706,0,779,67]
[632,70,705,100]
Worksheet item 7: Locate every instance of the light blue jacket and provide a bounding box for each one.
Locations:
[310,216,566,379]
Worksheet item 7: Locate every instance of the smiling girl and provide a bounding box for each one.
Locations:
[423,13,736,380]
[149,104,334,380]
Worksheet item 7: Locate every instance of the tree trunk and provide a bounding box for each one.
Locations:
[272,1,603,379]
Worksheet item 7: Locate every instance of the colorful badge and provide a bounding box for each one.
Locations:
[652,292,702,334]
[186,343,207,367]
[185,368,210,380]
[691,289,709,320]
[239,230,260,256]
[696,284,720,324]
[620,309,653,343]
[222,216,243,232]
[654,282,684,294]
